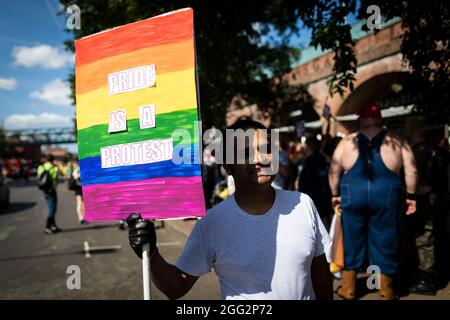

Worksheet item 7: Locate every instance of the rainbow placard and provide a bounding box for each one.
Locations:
[75,8,205,221]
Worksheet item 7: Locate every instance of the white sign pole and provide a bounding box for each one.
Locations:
[142,243,151,300]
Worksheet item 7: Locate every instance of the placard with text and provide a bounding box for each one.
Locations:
[75,8,205,221]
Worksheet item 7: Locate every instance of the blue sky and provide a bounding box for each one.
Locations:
[0,0,364,151]
[0,0,74,131]
[0,2,363,155]
[0,1,313,133]
[0,1,359,131]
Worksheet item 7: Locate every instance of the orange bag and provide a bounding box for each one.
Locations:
[329,205,344,274]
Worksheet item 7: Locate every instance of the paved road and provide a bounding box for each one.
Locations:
[1,179,448,300]
[0,179,220,300]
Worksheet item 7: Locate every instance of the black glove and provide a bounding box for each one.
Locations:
[126,213,157,259]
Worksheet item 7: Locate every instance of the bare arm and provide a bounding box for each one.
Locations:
[329,140,345,196]
[311,253,333,300]
[401,139,418,194]
[126,214,199,300]
[150,252,198,300]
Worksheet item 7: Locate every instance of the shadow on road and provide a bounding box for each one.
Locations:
[6,179,38,188]
[0,248,121,263]
[62,221,165,233]
[0,202,36,215]
[61,223,120,233]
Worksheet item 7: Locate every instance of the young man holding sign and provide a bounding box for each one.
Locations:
[127,120,333,300]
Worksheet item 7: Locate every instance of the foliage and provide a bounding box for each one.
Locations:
[60,0,450,126]
[358,0,450,123]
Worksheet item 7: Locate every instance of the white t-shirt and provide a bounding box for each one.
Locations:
[175,189,331,300]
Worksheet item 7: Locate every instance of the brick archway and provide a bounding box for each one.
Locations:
[307,53,410,134]
[310,53,408,116]
[332,70,411,134]
[337,71,410,116]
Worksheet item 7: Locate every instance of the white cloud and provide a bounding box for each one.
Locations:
[0,77,17,90]
[30,78,71,107]
[4,112,71,129]
[12,44,74,69]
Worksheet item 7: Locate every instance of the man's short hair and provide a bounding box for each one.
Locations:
[227,119,267,131]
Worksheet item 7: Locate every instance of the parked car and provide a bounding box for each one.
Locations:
[0,174,10,209]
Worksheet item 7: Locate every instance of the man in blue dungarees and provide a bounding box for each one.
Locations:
[329,105,418,300]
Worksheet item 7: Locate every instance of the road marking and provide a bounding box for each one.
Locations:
[157,241,181,247]
[84,241,91,258]
[84,241,122,258]
[83,240,177,258]
[14,216,27,222]
[0,226,16,241]
[90,245,122,251]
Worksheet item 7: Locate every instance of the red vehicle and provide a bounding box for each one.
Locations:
[3,158,22,178]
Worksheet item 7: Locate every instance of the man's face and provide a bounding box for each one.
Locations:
[228,128,275,187]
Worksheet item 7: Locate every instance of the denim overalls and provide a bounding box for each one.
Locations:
[340,129,404,275]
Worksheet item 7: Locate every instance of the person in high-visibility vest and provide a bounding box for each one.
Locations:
[37,154,61,234]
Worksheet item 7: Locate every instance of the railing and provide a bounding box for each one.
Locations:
[3,127,76,146]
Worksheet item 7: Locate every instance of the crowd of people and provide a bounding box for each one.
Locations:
[198,105,449,299]
[32,104,449,300]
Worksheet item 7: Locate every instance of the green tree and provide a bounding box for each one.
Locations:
[60,0,450,126]
[358,0,450,123]
[60,0,307,128]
